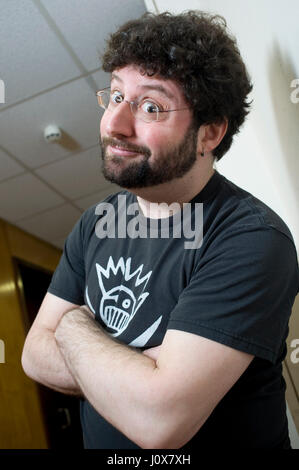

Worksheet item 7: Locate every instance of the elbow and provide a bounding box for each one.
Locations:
[21,345,31,378]
[136,408,194,450]
[140,402,206,449]
[132,384,189,449]
[146,431,190,450]
[141,430,188,450]
[21,339,29,373]
[146,423,201,450]
[21,338,37,380]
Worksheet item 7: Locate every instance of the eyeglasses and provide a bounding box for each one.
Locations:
[96,87,190,123]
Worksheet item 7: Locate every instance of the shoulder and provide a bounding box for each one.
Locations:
[197,173,299,296]
[203,173,297,262]
[216,173,295,244]
[77,189,133,238]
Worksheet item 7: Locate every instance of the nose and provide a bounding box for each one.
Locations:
[104,101,135,138]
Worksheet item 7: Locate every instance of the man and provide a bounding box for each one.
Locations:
[22,11,299,449]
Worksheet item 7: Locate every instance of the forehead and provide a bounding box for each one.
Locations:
[111,65,186,105]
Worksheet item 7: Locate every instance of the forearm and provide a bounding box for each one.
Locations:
[55,309,167,448]
[22,328,82,396]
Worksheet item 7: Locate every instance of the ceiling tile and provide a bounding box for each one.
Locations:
[74,185,120,210]
[0,0,149,248]
[0,149,25,181]
[35,146,113,200]
[0,173,64,222]
[0,75,104,169]
[40,0,147,71]
[0,0,82,107]
[15,203,82,244]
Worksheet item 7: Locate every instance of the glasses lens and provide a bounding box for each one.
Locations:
[97,90,110,109]
[97,90,166,122]
[135,103,159,123]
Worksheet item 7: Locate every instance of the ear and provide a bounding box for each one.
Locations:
[197,118,228,155]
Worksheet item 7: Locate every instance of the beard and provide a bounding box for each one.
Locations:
[99,121,199,189]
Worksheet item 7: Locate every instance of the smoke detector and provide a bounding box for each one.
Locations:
[44,124,62,143]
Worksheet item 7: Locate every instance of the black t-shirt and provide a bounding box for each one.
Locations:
[48,170,299,449]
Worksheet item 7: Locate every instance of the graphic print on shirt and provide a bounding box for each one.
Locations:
[86,256,157,339]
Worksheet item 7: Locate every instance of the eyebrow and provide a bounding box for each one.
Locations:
[111,73,175,100]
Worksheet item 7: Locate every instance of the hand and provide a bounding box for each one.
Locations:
[142,345,162,361]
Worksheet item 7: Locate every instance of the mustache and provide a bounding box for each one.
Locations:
[101,137,151,158]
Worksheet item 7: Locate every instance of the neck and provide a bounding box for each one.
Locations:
[131,158,215,219]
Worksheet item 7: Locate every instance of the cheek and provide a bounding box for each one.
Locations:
[100,112,108,136]
[141,126,168,152]
[146,130,174,155]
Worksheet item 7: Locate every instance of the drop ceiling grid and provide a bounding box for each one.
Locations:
[0,78,100,169]
[0,0,83,106]
[0,0,147,248]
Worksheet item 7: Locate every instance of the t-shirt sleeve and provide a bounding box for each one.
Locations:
[167,226,299,364]
[47,213,86,305]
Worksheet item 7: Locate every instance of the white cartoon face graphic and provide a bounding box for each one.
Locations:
[95,256,152,337]
[100,285,137,335]
[85,256,163,346]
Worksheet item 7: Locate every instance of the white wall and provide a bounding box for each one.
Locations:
[144,0,299,253]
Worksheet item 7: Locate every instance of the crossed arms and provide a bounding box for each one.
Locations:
[22,292,253,449]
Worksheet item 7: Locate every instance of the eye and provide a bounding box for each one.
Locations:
[140,100,161,114]
[122,299,131,309]
[111,91,123,105]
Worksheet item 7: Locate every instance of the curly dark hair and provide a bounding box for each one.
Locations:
[101,10,253,161]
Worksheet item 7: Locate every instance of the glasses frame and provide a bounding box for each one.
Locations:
[95,86,190,122]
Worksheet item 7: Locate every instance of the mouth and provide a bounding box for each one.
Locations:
[108,145,141,157]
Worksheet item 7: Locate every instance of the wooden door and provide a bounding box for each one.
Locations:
[15,260,83,449]
[0,219,82,449]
